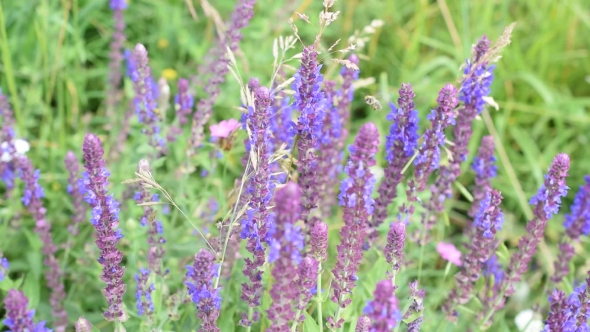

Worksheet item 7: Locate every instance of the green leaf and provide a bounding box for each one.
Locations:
[302,310,320,332]
[22,273,40,308]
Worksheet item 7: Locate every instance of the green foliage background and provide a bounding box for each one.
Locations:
[0,0,589,330]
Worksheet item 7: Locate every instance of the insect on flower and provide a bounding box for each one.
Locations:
[364,95,382,111]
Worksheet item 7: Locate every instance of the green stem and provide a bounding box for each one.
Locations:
[246,306,254,332]
[317,263,323,332]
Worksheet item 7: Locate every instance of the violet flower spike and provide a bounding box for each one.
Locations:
[505,154,570,295]
[468,136,497,218]
[412,83,458,192]
[0,251,8,282]
[131,44,166,153]
[319,54,359,219]
[355,316,371,332]
[404,280,426,331]
[329,122,380,329]
[443,190,504,321]
[0,91,17,195]
[75,317,92,332]
[185,249,221,332]
[3,289,51,332]
[80,134,126,321]
[423,36,495,243]
[65,151,87,237]
[135,268,155,317]
[478,153,570,328]
[267,182,304,331]
[105,0,127,119]
[188,0,256,156]
[167,78,193,142]
[17,156,68,331]
[292,45,327,230]
[384,221,406,281]
[553,175,590,283]
[240,84,274,327]
[135,158,166,275]
[372,83,419,240]
[294,256,319,324]
[363,280,402,331]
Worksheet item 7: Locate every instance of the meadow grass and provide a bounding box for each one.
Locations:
[0,0,589,331]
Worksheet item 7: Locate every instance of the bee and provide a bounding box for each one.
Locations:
[218,130,239,151]
[364,95,382,111]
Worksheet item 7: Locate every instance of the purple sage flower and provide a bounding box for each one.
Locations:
[75,317,92,332]
[384,221,406,279]
[168,78,194,142]
[363,280,402,331]
[240,84,274,326]
[483,254,504,285]
[185,249,221,332]
[423,36,495,243]
[443,190,504,321]
[135,159,166,275]
[106,0,127,118]
[0,91,17,195]
[355,316,371,332]
[372,83,419,240]
[65,151,87,237]
[469,136,497,218]
[505,154,570,296]
[2,289,51,332]
[294,256,319,323]
[0,251,8,282]
[135,268,155,316]
[329,122,380,329]
[404,280,426,331]
[318,54,360,219]
[267,182,304,331]
[80,134,126,321]
[292,45,327,230]
[310,221,329,262]
[17,156,68,330]
[188,0,257,155]
[131,44,165,153]
[553,176,590,283]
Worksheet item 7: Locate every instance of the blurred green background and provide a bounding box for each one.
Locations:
[1,0,590,330]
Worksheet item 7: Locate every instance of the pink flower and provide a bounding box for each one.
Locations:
[209,119,240,138]
[437,242,462,266]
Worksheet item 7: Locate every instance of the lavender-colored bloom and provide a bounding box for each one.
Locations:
[483,254,504,285]
[363,280,401,331]
[135,268,154,316]
[404,280,426,331]
[443,190,503,321]
[412,84,458,191]
[372,84,419,238]
[292,45,327,230]
[469,136,497,218]
[65,151,87,237]
[131,44,165,152]
[553,176,590,283]
[168,78,194,142]
[80,134,126,321]
[17,156,67,330]
[105,0,126,118]
[384,221,406,278]
[2,289,51,332]
[504,154,570,298]
[294,257,319,323]
[74,317,92,332]
[318,55,359,219]
[135,159,166,275]
[423,36,495,243]
[355,316,371,332]
[240,84,274,326]
[267,182,303,331]
[329,123,380,328]
[0,91,17,194]
[185,249,221,332]
[188,0,257,155]
[0,254,8,281]
[310,221,329,262]
[544,290,568,331]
